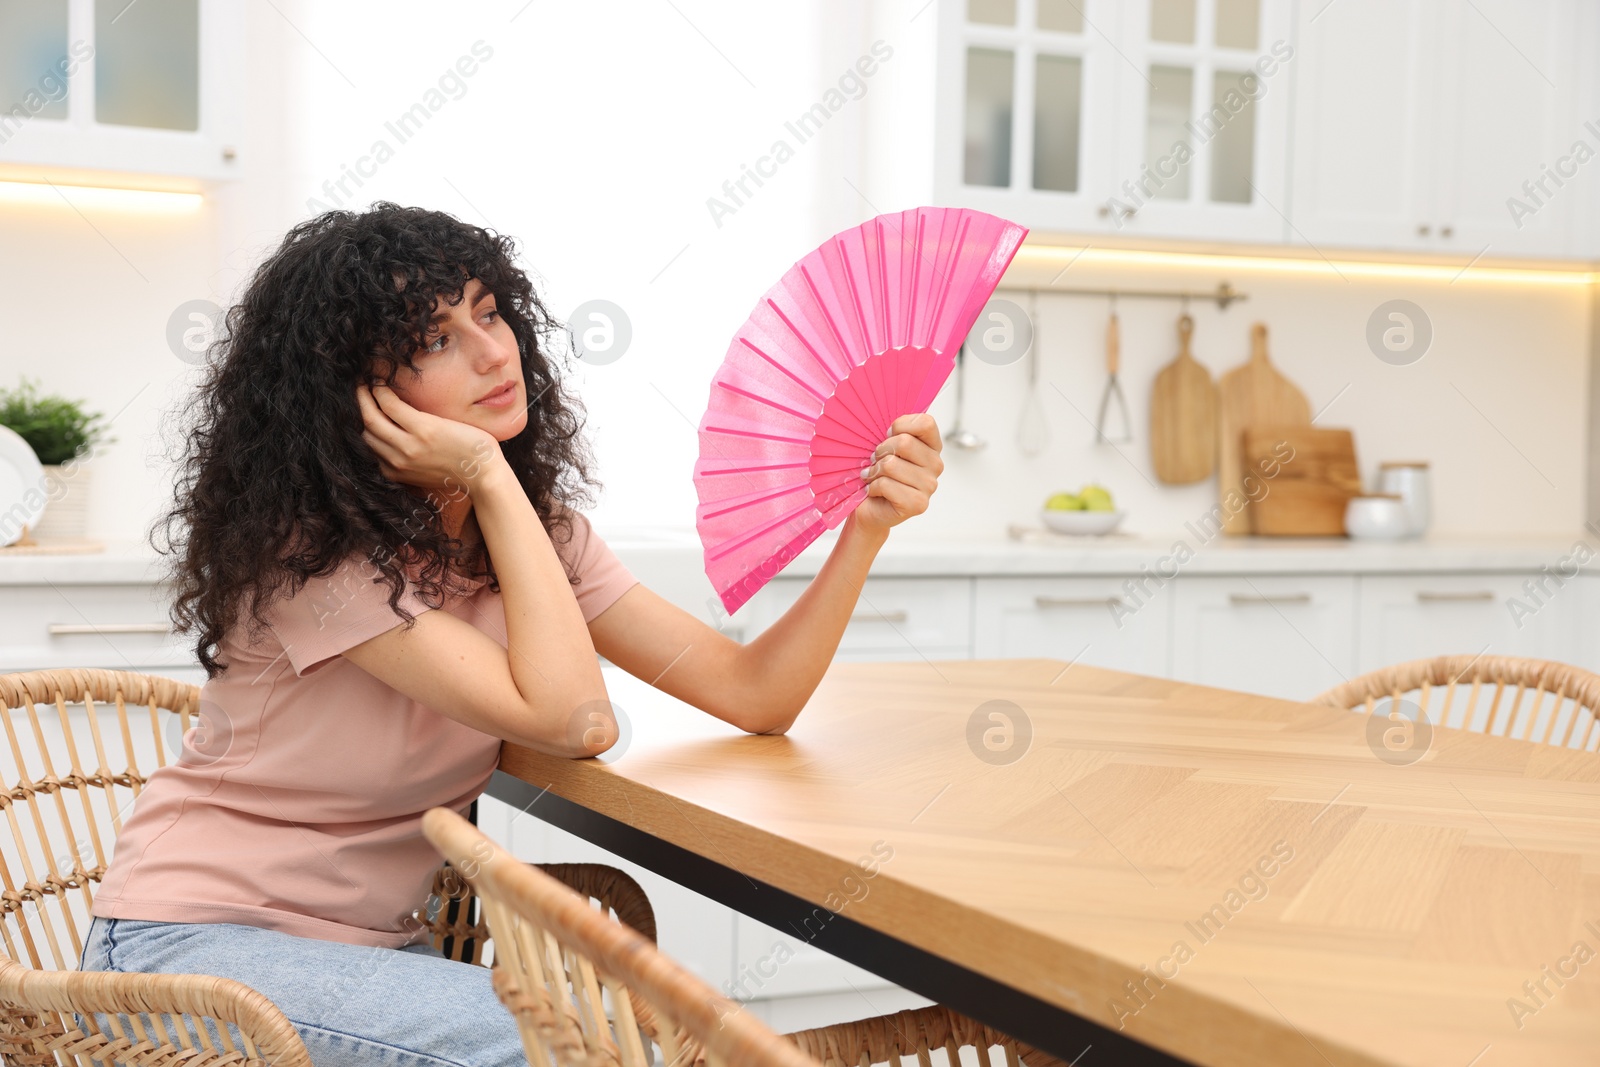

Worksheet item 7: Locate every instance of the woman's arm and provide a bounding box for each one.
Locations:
[589,412,942,734]
[341,383,613,757]
[589,512,885,734]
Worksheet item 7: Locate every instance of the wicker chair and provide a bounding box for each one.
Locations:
[423,806,1068,1067]
[1312,654,1600,750]
[2,668,1065,1066]
[0,667,657,1066]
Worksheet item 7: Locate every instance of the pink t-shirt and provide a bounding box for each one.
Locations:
[93,509,639,948]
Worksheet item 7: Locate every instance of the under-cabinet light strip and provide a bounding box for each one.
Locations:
[1016,244,1598,286]
[0,180,203,213]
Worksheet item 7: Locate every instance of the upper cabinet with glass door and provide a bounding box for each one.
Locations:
[935,0,1114,232]
[1108,0,1294,241]
[0,0,243,180]
[935,0,1294,242]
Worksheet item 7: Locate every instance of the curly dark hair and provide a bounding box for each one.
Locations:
[153,202,601,678]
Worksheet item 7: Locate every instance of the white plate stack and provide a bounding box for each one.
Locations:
[0,425,46,546]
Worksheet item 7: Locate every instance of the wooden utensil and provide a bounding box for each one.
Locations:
[1240,425,1360,535]
[1217,323,1311,533]
[1149,313,1217,484]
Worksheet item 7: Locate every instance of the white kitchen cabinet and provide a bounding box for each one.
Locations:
[973,574,1171,676]
[933,0,1123,233]
[932,0,1593,257]
[1429,0,1582,258]
[1576,576,1600,676]
[0,581,201,678]
[1571,3,1600,258]
[1288,0,1582,257]
[1102,0,1296,242]
[1170,574,1356,700]
[1355,572,1585,674]
[934,0,1296,243]
[730,911,896,1002]
[1284,0,1438,251]
[732,577,973,662]
[475,798,739,997]
[0,0,245,180]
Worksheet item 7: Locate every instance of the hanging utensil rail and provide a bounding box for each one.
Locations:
[1012,281,1248,309]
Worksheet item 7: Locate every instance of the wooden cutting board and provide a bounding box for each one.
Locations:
[1241,426,1361,535]
[1149,314,1217,484]
[1217,323,1311,533]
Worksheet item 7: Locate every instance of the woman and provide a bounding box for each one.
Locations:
[78,202,944,1065]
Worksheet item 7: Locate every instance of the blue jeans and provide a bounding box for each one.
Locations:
[76,915,526,1067]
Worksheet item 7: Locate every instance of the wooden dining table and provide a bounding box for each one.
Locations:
[487,657,1600,1066]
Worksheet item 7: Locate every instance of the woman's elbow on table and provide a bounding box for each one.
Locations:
[542,689,622,759]
[730,696,802,737]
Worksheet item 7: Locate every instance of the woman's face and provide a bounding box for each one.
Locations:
[381,276,527,442]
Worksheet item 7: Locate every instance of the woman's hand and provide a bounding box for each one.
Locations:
[852,412,944,537]
[356,382,504,500]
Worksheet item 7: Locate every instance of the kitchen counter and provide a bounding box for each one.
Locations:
[0,542,174,584]
[4,530,1591,585]
[702,529,1599,577]
[5,531,1596,697]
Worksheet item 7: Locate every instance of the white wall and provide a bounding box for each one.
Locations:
[277,1,864,539]
[0,0,1591,548]
[976,264,1592,540]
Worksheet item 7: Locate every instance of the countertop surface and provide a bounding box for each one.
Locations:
[0,529,1593,584]
[691,527,1597,578]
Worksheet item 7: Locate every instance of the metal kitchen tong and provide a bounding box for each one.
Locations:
[1095,294,1132,443]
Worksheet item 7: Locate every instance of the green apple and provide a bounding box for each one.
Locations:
[1045,491,1085,511]
[1079,484,1115,511]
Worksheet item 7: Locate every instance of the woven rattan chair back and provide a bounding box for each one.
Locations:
[0,668,205,974]
[0,667,314,1065]
[422,805,821,1067]
[418,856,660,971]
[1313,654,1600,750]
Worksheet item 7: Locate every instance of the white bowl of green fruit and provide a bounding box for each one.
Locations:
[1041,484,1125,535]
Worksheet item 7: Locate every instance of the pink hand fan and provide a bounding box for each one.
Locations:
[694,205,1028,615]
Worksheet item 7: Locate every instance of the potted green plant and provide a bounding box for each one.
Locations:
[0,377,114,540]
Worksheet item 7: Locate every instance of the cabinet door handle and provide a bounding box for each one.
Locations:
[49,622,173,635]
[1415,590,1494,603]
[1417,223,1431,236]
[1228,593,1312,606]
[849,609,908,624]
[1034,595,1122,609]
